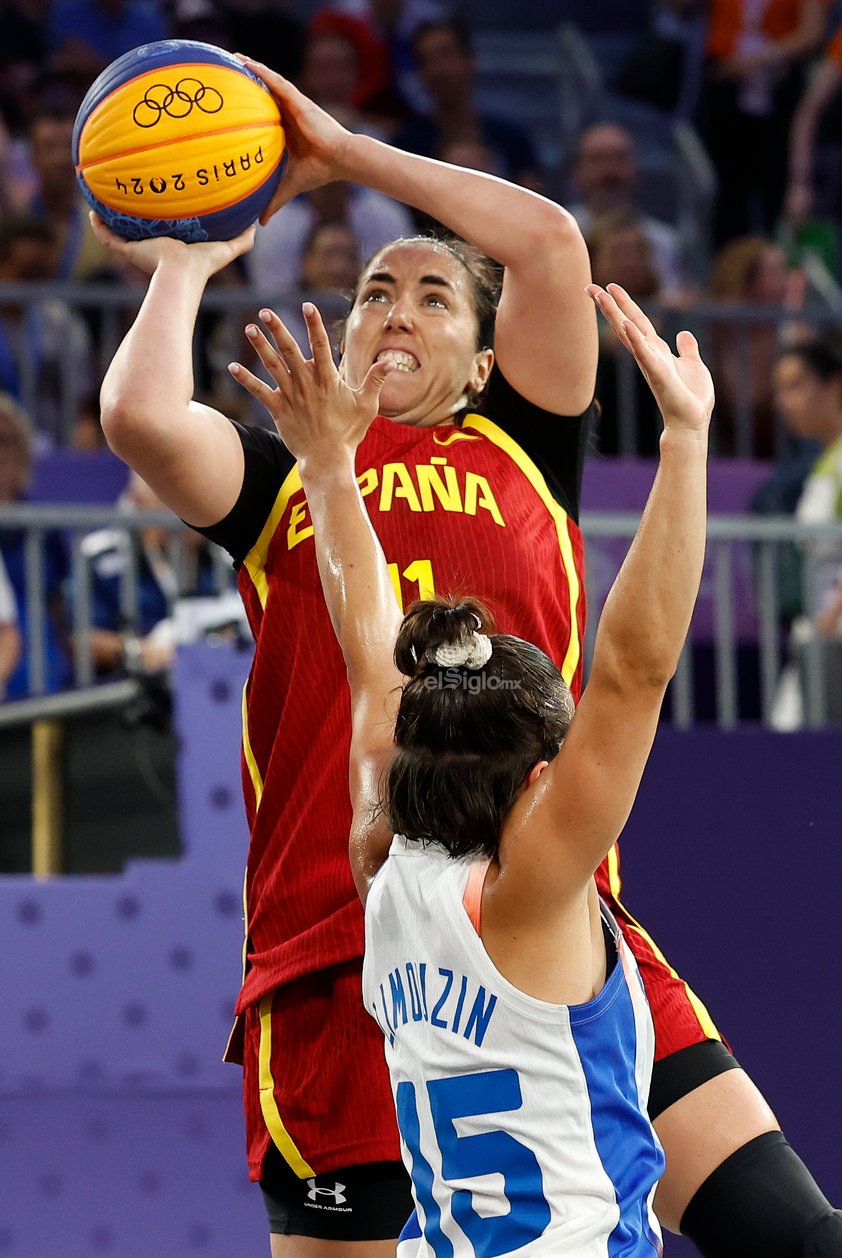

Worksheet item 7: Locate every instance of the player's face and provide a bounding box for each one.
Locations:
[341,243,493,427]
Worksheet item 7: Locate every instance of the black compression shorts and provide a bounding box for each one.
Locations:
[259,1141,414,1241]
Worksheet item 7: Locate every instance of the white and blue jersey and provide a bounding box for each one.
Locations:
[362,836,665,1257]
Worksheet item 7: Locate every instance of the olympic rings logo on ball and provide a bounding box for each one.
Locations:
[132,78,224,128]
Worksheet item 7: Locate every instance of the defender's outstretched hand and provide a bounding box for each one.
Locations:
[229,303,394,467]
[587,283,714,434]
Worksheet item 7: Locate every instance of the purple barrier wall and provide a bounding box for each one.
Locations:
[28,450,768,512]
[0,643,264,1257]
[1,643,838,1256]
[29,450,129,504]
[582,458,773,645]
[620,726,842,1256]
[581,457,770,515]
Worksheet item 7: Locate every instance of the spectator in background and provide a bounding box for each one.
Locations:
[391,19,542,195]
[220,221,359,384]
[0,549,21,700]
[316,0,445,114]
[82,471,241,679]
[27,109,115,281]
[297,26,388,137]
[47,0,168,90]
[282,219,359,352]
[0,392,71,698]
[308,8,396,125]
[246,179,412,293]
[0,215,97,447]
[587,208,666,455]
[299,219,360,293]
[766,335,842,725]
[707,234,806,456]
[0,0,46,216]
[698,0,830,246]
[785,24,842,234]
[567,122,685,298]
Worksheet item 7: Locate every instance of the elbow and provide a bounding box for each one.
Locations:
[596,638,679,698]
[99,388,162,461]
[521,201,586,264]
[99,395,140,458]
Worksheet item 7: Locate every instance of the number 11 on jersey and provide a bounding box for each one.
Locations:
[388,558,436,611]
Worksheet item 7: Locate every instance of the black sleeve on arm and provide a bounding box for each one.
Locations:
[194,421,295,566]
[481,367,594,524]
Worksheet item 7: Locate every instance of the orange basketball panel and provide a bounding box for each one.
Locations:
[78,62,281,164]
[80,124,285,219]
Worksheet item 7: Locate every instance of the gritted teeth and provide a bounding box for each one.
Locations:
[375,349,419,372]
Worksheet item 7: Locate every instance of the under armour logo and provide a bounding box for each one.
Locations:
[306,1179,347,1204]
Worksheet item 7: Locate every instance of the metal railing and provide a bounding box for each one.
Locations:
[3,277,841,457]
[0,281,351,448]
[2,504,842,729]
[0,503,240,697]
[582,513,842,729]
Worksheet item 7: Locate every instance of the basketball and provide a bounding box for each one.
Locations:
[72,40,286,243]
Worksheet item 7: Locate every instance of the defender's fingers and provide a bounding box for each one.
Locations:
[256,309,307,368]
[587,284,634,353]
[301,302,334,379]
[622,319,668,379]
[228,361,281,410]
[676,329,702,360]
[244,322,293,384]
[605,284,658,339]
[357,358,396,408]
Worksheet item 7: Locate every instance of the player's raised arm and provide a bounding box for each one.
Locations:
[506,284,713,899]
[95,217,254,526]
[238,60,597,417]
[229,303,402,894]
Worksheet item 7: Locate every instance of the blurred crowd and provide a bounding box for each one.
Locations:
[1,0,842,717]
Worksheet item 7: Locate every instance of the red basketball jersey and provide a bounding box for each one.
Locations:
[234,411,587,1014]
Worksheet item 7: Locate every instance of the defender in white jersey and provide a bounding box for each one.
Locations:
[231,283,713,1255]
[365,841,662,1256]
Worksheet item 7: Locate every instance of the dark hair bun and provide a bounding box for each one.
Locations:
[395,597,496,676]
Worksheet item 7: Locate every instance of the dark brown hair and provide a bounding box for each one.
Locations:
[388,597,574,861]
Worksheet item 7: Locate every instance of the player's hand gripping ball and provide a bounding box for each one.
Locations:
[72,39,286,242]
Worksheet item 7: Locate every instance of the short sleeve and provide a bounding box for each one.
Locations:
[480,368,594,524]
[195,422,295,566]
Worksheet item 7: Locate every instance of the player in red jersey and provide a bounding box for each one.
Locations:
[94,63,841,1258]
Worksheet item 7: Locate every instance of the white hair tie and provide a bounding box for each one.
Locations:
[431,632,493,670]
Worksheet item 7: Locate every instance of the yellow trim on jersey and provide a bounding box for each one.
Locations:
[258,995,315,1177]
[462,413,582,685]
[239,863,249,979]
[607,845,622,899]
[432,428,481,445]
[240,463,293,820]
[243,464,303,610]
[239,684,259,979]
[241,679,264,811]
